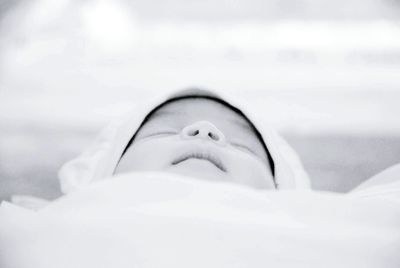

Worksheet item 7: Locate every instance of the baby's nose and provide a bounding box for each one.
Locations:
[181,121,227,146]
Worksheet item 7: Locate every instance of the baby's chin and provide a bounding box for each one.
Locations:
[166,158,229,183]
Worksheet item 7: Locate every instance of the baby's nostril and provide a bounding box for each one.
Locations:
[208,132,219,141]
[189,129,199,136]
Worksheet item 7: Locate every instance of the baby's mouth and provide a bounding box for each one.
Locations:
[171,151,226,172]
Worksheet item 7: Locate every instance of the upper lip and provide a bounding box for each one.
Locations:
[171,149,226,172]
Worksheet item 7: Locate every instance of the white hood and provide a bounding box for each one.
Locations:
[59,88,311,193]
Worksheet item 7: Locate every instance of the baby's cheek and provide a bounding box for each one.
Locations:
[117,140,176,173]
[225,152,272,189]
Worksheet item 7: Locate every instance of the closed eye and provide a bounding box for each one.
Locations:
[142,131,178,139]
[231,142,256,155]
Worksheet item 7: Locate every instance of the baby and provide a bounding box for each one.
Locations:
[57,87,310,194]
[115,95,276,189]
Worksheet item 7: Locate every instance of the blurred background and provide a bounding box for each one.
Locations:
[1,0,400,201]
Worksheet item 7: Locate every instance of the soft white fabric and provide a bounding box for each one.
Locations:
[2,88,399,267]
[10,195,50,211]
[1,172,399,268]
[58,88,311,193]
[352,163,400,194]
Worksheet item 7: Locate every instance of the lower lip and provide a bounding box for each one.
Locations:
[173,157,224,172]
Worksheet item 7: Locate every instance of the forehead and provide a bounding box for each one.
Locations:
[150,97,252,127]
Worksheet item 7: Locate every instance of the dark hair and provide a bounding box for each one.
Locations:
[120,95,276,187]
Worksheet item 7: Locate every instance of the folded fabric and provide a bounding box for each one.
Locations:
[1,171,399,268]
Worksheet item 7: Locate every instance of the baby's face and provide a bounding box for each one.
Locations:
[115,98,275,189]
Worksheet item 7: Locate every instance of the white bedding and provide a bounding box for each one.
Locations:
[1,171,400,268]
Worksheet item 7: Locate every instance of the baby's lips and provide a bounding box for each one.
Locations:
[171,145,227,172]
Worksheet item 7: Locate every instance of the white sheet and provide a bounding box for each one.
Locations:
[1,171,400,268]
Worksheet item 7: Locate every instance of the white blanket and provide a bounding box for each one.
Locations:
[1,171,400,268]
